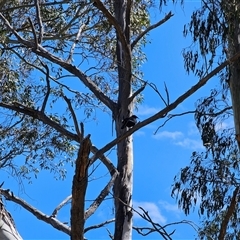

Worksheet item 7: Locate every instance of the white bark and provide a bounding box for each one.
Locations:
[0,199,23,240]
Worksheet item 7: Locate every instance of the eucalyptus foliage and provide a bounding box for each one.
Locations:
[172,1,240,239]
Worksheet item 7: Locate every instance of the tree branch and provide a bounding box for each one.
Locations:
[0,189,71,235]
[34,0,43,44]
[85,171,118,220]
[84,219,115,233]
[0,101,117,176]
[28,17,38,48]
[218,186,239,240]
[90,50,240,164]
[0,12,117,112]
[93,0,129,54]
[0,101,80,141]
[128,82,147,104]
[67,18,89,63]
[131,11,174,49]
[40,61,50,113]
[62,95,81,138]
[51,195,72,218]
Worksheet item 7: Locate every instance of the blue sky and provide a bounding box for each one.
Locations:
[2,1,229,239]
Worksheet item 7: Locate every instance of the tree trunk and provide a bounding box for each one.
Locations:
[0,198,23,240]
[71,135,91,240]
[227,3,240,149]
[113,0,133,239]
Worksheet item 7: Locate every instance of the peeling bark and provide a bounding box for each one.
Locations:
[0,198,23,240]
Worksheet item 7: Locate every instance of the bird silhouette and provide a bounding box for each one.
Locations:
[121,115,138,129]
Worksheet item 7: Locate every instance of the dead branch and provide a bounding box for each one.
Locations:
[85,171,118,219]
[84,219,115,233]
[149,82,169,107]
[131,11,174,49]
[28,17,38,48]
[137,207,172,240]
[62,95,81,138]
[40,61,50,113]
[0,188,71,235]
[51,195,72,218]
[154,106,232,134]
[128,82,147,104]
[132,73,169,107]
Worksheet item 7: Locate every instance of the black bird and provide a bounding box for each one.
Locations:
[201,120,215,147]
[121,115,138,129]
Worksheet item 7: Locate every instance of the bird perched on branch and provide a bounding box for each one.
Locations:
[121,115,138,129]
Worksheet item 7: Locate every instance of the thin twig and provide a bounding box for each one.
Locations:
[149,82,168,107]
[28,17,38,48]
[40,61,50,113]
[128,82,147,104]
[62,95,81,138]
[51,195,72,218]
[84,219,115,233]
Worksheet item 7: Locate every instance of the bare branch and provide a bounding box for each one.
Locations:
[40,61,50,113]
[85,171,118,219]
[51,195,72,218]
[28,17,38,48]
[84,219,115,233]
[62,95,81,138]
[154,110,196,134]
[164,82,170,105]
[132,73,169,107]
[154,106,233,134]
[138,207,172,240]
[67,18,89,63]
[128,82,147,104]
[131,11,174,49]
[34,0,43,44]
[0,188,71,235]
[149,82,168,107]
[90,145,117,176]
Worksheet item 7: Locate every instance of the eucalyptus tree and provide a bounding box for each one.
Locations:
[172,1,240,239]
[0,0,239,240]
